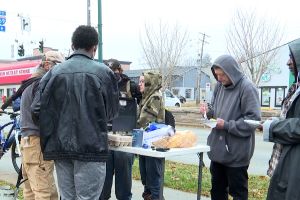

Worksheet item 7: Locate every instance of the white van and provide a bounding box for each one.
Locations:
[164,89,181,107]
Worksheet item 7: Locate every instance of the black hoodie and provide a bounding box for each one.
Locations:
[266,38,300,200]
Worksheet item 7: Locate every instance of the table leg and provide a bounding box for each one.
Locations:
[197,152,203,200]
[159,158,165,200]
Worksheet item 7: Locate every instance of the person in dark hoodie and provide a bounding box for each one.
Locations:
[266,49,300,178]
[262,39,300,200]
[200,55,261,200]
[100,59,141,200]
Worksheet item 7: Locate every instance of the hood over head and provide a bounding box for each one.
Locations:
[211,55,244,87]
[288,38,300,81]
[142,71,162,99]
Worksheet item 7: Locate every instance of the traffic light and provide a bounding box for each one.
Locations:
[39,40,44,53]
[18,44,25,57]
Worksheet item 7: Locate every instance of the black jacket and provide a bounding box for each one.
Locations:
[266,39,300,200]
[32,50,119,162]
[118,73,142,104]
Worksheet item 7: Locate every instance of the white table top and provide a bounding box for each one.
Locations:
[110,144,210,158]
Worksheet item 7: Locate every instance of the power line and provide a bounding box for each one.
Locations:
[239,38,299,63]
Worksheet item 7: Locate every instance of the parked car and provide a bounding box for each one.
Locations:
[164,89,181,107]
[177,95,186,104]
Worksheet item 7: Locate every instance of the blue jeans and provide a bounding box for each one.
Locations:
[139,156,163,200]
[100,151,134,200]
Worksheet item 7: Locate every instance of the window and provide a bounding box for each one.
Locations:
[261,87,271,107]
[185,89,191,98]
[165,90,174,98]
[275,87,285,107]
[172,89,179,96]
[7,88,16,98]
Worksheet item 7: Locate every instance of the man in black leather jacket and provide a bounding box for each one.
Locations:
[31,25,119,200]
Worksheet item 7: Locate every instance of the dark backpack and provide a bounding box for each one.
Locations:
[165,109,175,128]
[11,78,41,112]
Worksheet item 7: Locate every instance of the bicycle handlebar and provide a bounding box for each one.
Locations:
[0,111,20,119]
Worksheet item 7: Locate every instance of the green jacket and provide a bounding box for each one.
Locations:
[137,71,165,128]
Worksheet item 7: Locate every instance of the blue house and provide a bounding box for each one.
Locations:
[124,66,212,101]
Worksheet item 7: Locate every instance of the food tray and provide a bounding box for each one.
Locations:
[108,133,132,147]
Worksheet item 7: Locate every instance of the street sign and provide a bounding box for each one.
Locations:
[0,11,6,16]
[205,82,210,91]
[0,16,6,25]
[0,10,6,32]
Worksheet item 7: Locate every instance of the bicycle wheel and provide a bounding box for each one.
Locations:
[11,137,22,173]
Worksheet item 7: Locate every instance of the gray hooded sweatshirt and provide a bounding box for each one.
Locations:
[207,55,261,167]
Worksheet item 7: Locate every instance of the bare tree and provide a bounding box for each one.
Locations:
[200,54,212,68]
[183,53,212,68]
[140,21,189,89]
[226,9,284,85]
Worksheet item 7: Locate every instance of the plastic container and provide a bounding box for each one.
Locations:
[132,129,144,147]
[108,133,132,147]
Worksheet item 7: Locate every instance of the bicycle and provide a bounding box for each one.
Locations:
[0,111,22,173]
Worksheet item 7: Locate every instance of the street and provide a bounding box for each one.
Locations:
[0,111,273,177]
[168,126,273,175]
[0,114,273,178]
[0,115,273,199]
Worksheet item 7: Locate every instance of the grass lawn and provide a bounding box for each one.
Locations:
[0,181,23,199]
[132,159,270,200]
[1,160,269,200]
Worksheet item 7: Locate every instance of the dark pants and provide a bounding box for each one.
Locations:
[210,161,248,200]
[100,151,134,200]
[139,156,163,200]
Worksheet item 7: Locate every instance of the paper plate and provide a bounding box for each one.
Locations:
[244,120,261,127]
[204,120,217,129]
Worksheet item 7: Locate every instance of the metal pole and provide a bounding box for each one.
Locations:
[87,0,91,26]
[196,33,206,105]
[98,0,103,62]
[197,152,204,200]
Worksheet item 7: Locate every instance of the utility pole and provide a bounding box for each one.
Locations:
[97,0,103,62]
[196,32,209,105]
[87,0,91,26]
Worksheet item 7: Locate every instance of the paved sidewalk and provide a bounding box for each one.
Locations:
[109,179,210,200]
[0,168,210,200]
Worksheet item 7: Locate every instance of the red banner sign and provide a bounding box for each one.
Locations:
[0,60,40,85]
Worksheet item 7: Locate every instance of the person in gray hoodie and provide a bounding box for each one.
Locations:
[262,38,300,200]
[201,55,261,200]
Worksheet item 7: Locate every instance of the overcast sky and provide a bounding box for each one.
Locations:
[0,0,299,69]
